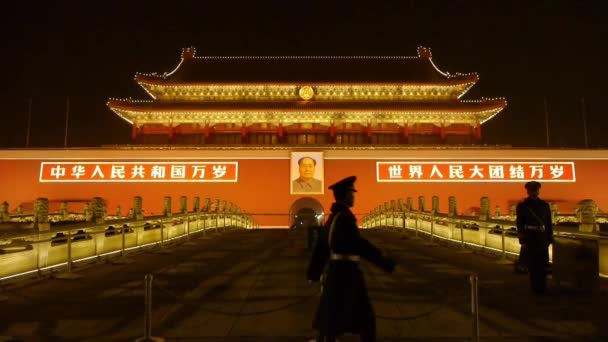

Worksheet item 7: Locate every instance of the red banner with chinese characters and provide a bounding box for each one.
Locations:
[39,162,238,182]
[376,161,575,182]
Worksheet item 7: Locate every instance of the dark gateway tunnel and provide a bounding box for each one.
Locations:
[288,197,325,229]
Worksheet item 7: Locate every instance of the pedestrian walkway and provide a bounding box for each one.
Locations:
[0,228,606,341]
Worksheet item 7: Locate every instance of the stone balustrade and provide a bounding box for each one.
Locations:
[0,196,255,280]
[362,195,608,277]
[363,196,608,233]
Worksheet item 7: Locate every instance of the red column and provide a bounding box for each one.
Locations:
[240,125,248,144]
[476,122,482,142]
[402,122,409,143]
[131,123,138,142]
[470,125,476,144]
[329,122,336,143]
[193,123,200,144]
[168,124,174,142]
[203,123,211,144]
[440,123,446,143]
[277,123,284,142]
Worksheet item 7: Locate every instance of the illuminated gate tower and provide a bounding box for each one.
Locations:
[107,47,506,145]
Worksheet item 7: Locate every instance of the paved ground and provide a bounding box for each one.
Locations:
[0,227,607,341]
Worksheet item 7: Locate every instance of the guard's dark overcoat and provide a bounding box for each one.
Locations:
[516,197,554,292]
[307,202,393,337]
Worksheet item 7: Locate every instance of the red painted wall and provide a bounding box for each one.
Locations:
[1,148,607,227]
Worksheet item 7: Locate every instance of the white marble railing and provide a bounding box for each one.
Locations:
[0,212,253,280]
[362,210,608,278]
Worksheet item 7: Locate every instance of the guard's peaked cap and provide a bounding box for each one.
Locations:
[328,176,358,192]
[525,181,541,191]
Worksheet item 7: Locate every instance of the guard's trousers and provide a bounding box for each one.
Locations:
[527,245,549,294]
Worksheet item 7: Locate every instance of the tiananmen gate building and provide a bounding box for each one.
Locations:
[1,47,607,227]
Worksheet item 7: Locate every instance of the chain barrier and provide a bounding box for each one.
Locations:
[373,299,446,321]
[165,240,321,316]
[370,228,606,340]
[364,231,467,322]
[152,282,320,316]
[370,272,450,322]
[362,255,447,321]
[151,270,454,321]
[141,236,321,318]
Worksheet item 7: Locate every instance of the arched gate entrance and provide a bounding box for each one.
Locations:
[288,197,325,229]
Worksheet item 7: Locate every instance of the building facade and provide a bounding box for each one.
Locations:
[0,148,605,228]
[2,48,606,228]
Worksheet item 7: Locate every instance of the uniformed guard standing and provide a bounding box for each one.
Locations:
[516,181,554,294]
[307,176,396,342]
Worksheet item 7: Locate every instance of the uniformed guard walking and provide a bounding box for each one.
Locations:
[516,181,554,294]
[307,176,396,342]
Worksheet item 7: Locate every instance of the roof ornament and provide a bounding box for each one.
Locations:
[417,46,432,59]
[181,47,196,60]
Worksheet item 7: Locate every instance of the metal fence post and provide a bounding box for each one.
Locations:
[424,213,438,247]
[36,231,41,275]
[135,274,163,342]
[156,221,171,254]
[54,229,83,279]
[461,221,466,248]
[144,274,152,338]
[67,229,73,273]
[186,215,190,240]
[482,225,488,250]
[470,274,480,342]
[122,225,127,257]
[497,225,511,264]
[160,222,165,249]
[183,215,197,246]
[160,221,169,249]
[202,215,208,238]
[113,225,134,264]
[93,228,99,262]
[135,223,140,250]
[430,213,435,243]
[457,220,472,254]
[501,225,507,259]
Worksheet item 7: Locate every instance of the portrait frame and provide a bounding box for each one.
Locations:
[290,151,325,195]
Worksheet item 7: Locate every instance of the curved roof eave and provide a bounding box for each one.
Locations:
[134,74,479,86]
[133,47,478,85]
[107,101,507,114]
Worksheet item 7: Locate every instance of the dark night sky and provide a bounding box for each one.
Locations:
[2,0,607,148]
